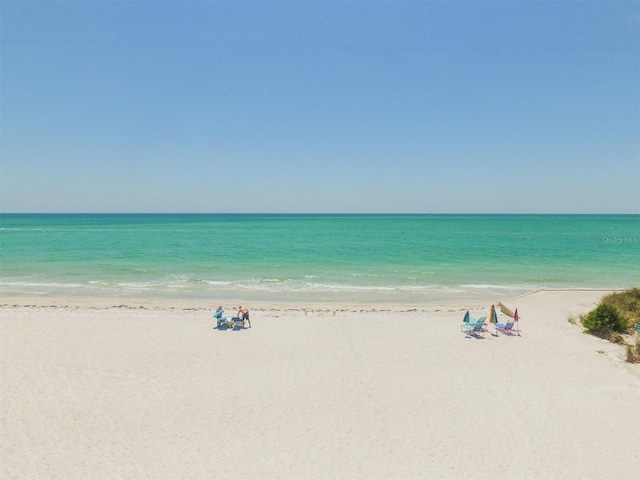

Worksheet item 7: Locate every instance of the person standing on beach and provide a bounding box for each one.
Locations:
[237,306,251,328]
[213,305,224,327]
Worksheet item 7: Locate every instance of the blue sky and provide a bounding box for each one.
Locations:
[1,1,639,213]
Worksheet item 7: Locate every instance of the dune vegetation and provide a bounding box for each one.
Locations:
[581,288,640,363]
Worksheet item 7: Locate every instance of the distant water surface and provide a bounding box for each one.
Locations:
[0,214,638,304]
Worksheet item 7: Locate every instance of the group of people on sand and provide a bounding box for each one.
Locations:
[213,305,251,329]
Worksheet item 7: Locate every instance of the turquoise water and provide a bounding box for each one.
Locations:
[0,214,638,304]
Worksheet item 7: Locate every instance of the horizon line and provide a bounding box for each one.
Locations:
[1,212,639,216]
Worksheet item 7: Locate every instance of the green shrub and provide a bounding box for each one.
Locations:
[581,304,628,337]
[601,288,640,333]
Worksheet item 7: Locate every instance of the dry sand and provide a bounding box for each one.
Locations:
[1,290,639,479]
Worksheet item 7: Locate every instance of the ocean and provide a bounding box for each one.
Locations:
[0,214,638,305]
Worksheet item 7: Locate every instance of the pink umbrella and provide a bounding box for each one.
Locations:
[514,308,521,335]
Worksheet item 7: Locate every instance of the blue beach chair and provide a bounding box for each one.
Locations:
[461,316,487,336]
[214,309,237,329]
[495,320,515,334]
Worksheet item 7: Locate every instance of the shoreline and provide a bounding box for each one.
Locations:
[0,287,626,313]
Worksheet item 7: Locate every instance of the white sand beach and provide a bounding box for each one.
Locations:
[1,290,639,479]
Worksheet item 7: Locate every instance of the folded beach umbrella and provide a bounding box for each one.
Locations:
[463,310,471,323]
[489,304,498,324]
[497,302,515,319]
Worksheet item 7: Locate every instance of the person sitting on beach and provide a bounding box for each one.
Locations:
[237,306,251,328]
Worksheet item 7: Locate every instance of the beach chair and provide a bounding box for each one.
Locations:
[461,316,487,336]
[495,304,521,335]
[495,320,516,335]
[216,317,237,329]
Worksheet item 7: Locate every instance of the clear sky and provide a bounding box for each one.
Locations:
[1,1,639,213]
